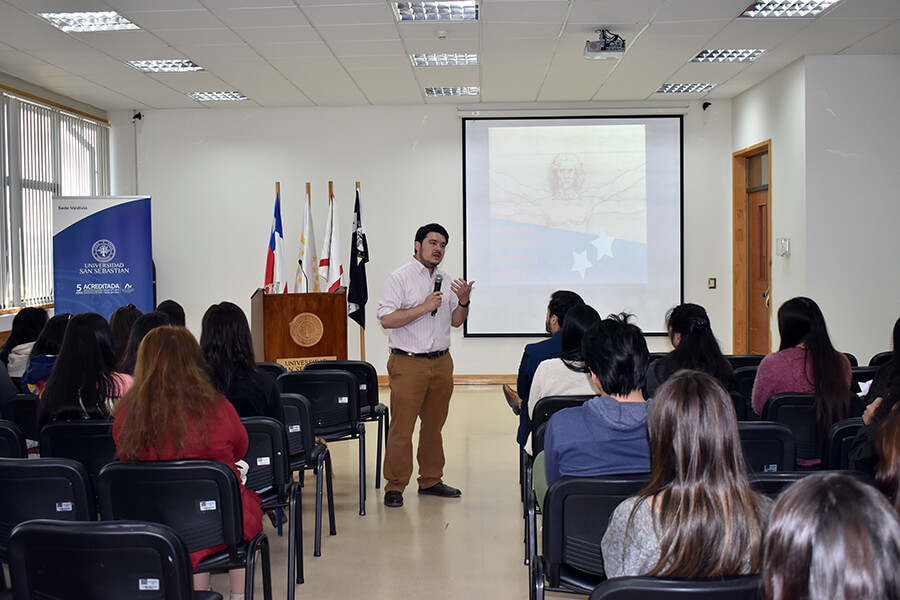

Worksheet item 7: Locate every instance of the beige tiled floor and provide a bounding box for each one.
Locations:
[219,385,533,600]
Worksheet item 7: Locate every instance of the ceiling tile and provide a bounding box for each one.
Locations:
[126,9,222,30]
[301,3,394,26]
[316,23,400,42]
[233,26,319,45]
[329,39,406,57]
[212,7,309,28]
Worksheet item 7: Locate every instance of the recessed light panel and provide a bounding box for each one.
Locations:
[424,86,480,97]
[127,59,204,73]
[188,91,248,102]
[692,49,766,63]
[740,1,840,18]
[656,83,717,94]
[39,11,139,32]
[411,53,479,67]
[393,2,478,22]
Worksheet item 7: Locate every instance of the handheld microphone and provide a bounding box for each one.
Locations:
[431,274,443,316]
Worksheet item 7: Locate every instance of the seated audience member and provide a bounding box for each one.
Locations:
[849,316,900,473]
[113,326,263,597]
[543,313,650,486]
[1,307,48,379]
[645,303,735,398]
[761,473,900,600]
[156,299,186,327]
[751,297,854,465]
[509,290,584,445]
[525,304,601,455]
[876,405,900,513]
[201,301,281,420]
[602,370,770,578]
[118,312,170,375]
[108,304,142,367]
[21,313,71,395]
[37,313,132,428]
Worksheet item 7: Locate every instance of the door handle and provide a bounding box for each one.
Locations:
[763,288,770,308]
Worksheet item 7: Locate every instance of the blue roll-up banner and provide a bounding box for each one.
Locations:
[52,196,153,320]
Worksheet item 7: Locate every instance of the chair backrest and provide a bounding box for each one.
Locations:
[648,352,667,365]
[305,360,380,412]
[724,355,766,369]
[8,519,205,600]
[256,361,287,378]
[823,417,864,470]
[276,370,359,437]
[762,393,819,461]
[279,393,316,460]
[732,366,758,420]
[850,366,879,395]
[39,419,117,486]
[5,393,39,440]
[749,469,872,500]
[0,419,26,458]
[542,474,650,585]
[98,460,244,561]
[0,457,94,559]
[737,421,795,472]
[869,351,893,367]
[531,395,594,456]
[241,416,290,496]
[843,352,859,367]
[589,575,761,600]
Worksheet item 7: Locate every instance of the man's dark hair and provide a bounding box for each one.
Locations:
[414,223,449,245]
[581,313,649,396]
[547,290,584,328]
[156,299,186,327]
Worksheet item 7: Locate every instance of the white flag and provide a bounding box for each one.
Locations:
[319,189,344,293]
[294,188,319,292]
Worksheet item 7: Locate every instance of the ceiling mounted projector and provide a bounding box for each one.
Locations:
[584,29,625,60]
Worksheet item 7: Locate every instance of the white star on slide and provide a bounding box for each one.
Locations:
[571,249,592,279]
[592,230,615,260]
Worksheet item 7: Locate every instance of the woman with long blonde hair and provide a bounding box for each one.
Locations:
[113,326,262,600]
[602,369,770,578]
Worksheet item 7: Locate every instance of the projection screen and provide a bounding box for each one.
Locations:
[463,116,683,336]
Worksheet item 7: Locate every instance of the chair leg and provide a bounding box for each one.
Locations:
[324,452,336,535]
[358,424,366,516]
[292,486,303,585]
[375,413,384,489]
[314,463,324,557]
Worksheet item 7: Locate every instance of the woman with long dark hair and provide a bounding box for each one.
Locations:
[762,473,900,600]
[118,311,170,375]
[1,307,48,378]
[108,304,142,367]
[602,370,770,578]
[200,301,280,419]
[113,326,262,597]
[645,303,734,397]
[37,313,131,428]
[751,297,853,463]
[21,313,71,394]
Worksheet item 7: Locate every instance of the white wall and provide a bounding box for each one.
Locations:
[109,101,734,374]
[804,55,900,362]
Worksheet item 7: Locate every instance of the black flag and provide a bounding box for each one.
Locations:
[347,189,369,328]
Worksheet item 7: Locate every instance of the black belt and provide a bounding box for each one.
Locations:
[390,348,449,359]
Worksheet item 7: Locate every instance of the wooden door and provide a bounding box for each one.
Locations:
[748,190,771,354]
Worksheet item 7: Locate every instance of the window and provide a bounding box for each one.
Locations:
[0,91,109,309]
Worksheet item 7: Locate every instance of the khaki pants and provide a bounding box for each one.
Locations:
[383,352,454,493]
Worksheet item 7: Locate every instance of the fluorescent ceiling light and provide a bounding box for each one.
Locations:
[127,59,204,73]
[691,49,766,63]
[188,91,248,102]
[424,86,480,97]
[656,83,717,94]
[393,2,478,22]
[411,53,478,67]
[38,11,139,32]
[740,1,841,18]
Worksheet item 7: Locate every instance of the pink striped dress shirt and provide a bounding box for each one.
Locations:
[377,259,459,353]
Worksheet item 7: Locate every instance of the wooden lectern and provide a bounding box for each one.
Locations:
[250,287,348,367]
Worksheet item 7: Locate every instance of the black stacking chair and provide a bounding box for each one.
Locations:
[4,394,39,441]
[39,419,117,491]
[279,393,335,558]
[762,393,819,465]
[647,352,667,364]
[532,474,650,600]
[256,362,287,378]
[738,421,795,472]
[242,417,302,596]
[844,352,859,367]
[8,520,222,600]
[0,420,26,458]
[277,369,366,515]
[305,360,389,489]
[98,460,272,600]
[869,351,893,367]
[589,575,761,600]
[823,417,864,470]
[0,457,95,590]
[850,366,878,395]
[733,366,759,421]
[724,354,765,369]
[750,469,872,500]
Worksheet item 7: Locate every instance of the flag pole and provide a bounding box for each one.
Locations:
[356,180,366,362]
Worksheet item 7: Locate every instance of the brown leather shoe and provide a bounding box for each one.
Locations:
[503,384,521,416]
[384,491,404,507]
[418,482,462,497]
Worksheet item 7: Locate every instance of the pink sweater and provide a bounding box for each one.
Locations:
[751,347,851,416]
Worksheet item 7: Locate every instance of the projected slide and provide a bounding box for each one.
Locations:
[464,116,681,336]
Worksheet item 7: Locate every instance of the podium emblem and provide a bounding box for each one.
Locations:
[290,312,324,347]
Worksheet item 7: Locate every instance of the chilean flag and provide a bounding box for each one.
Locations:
[264,190,286,294]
